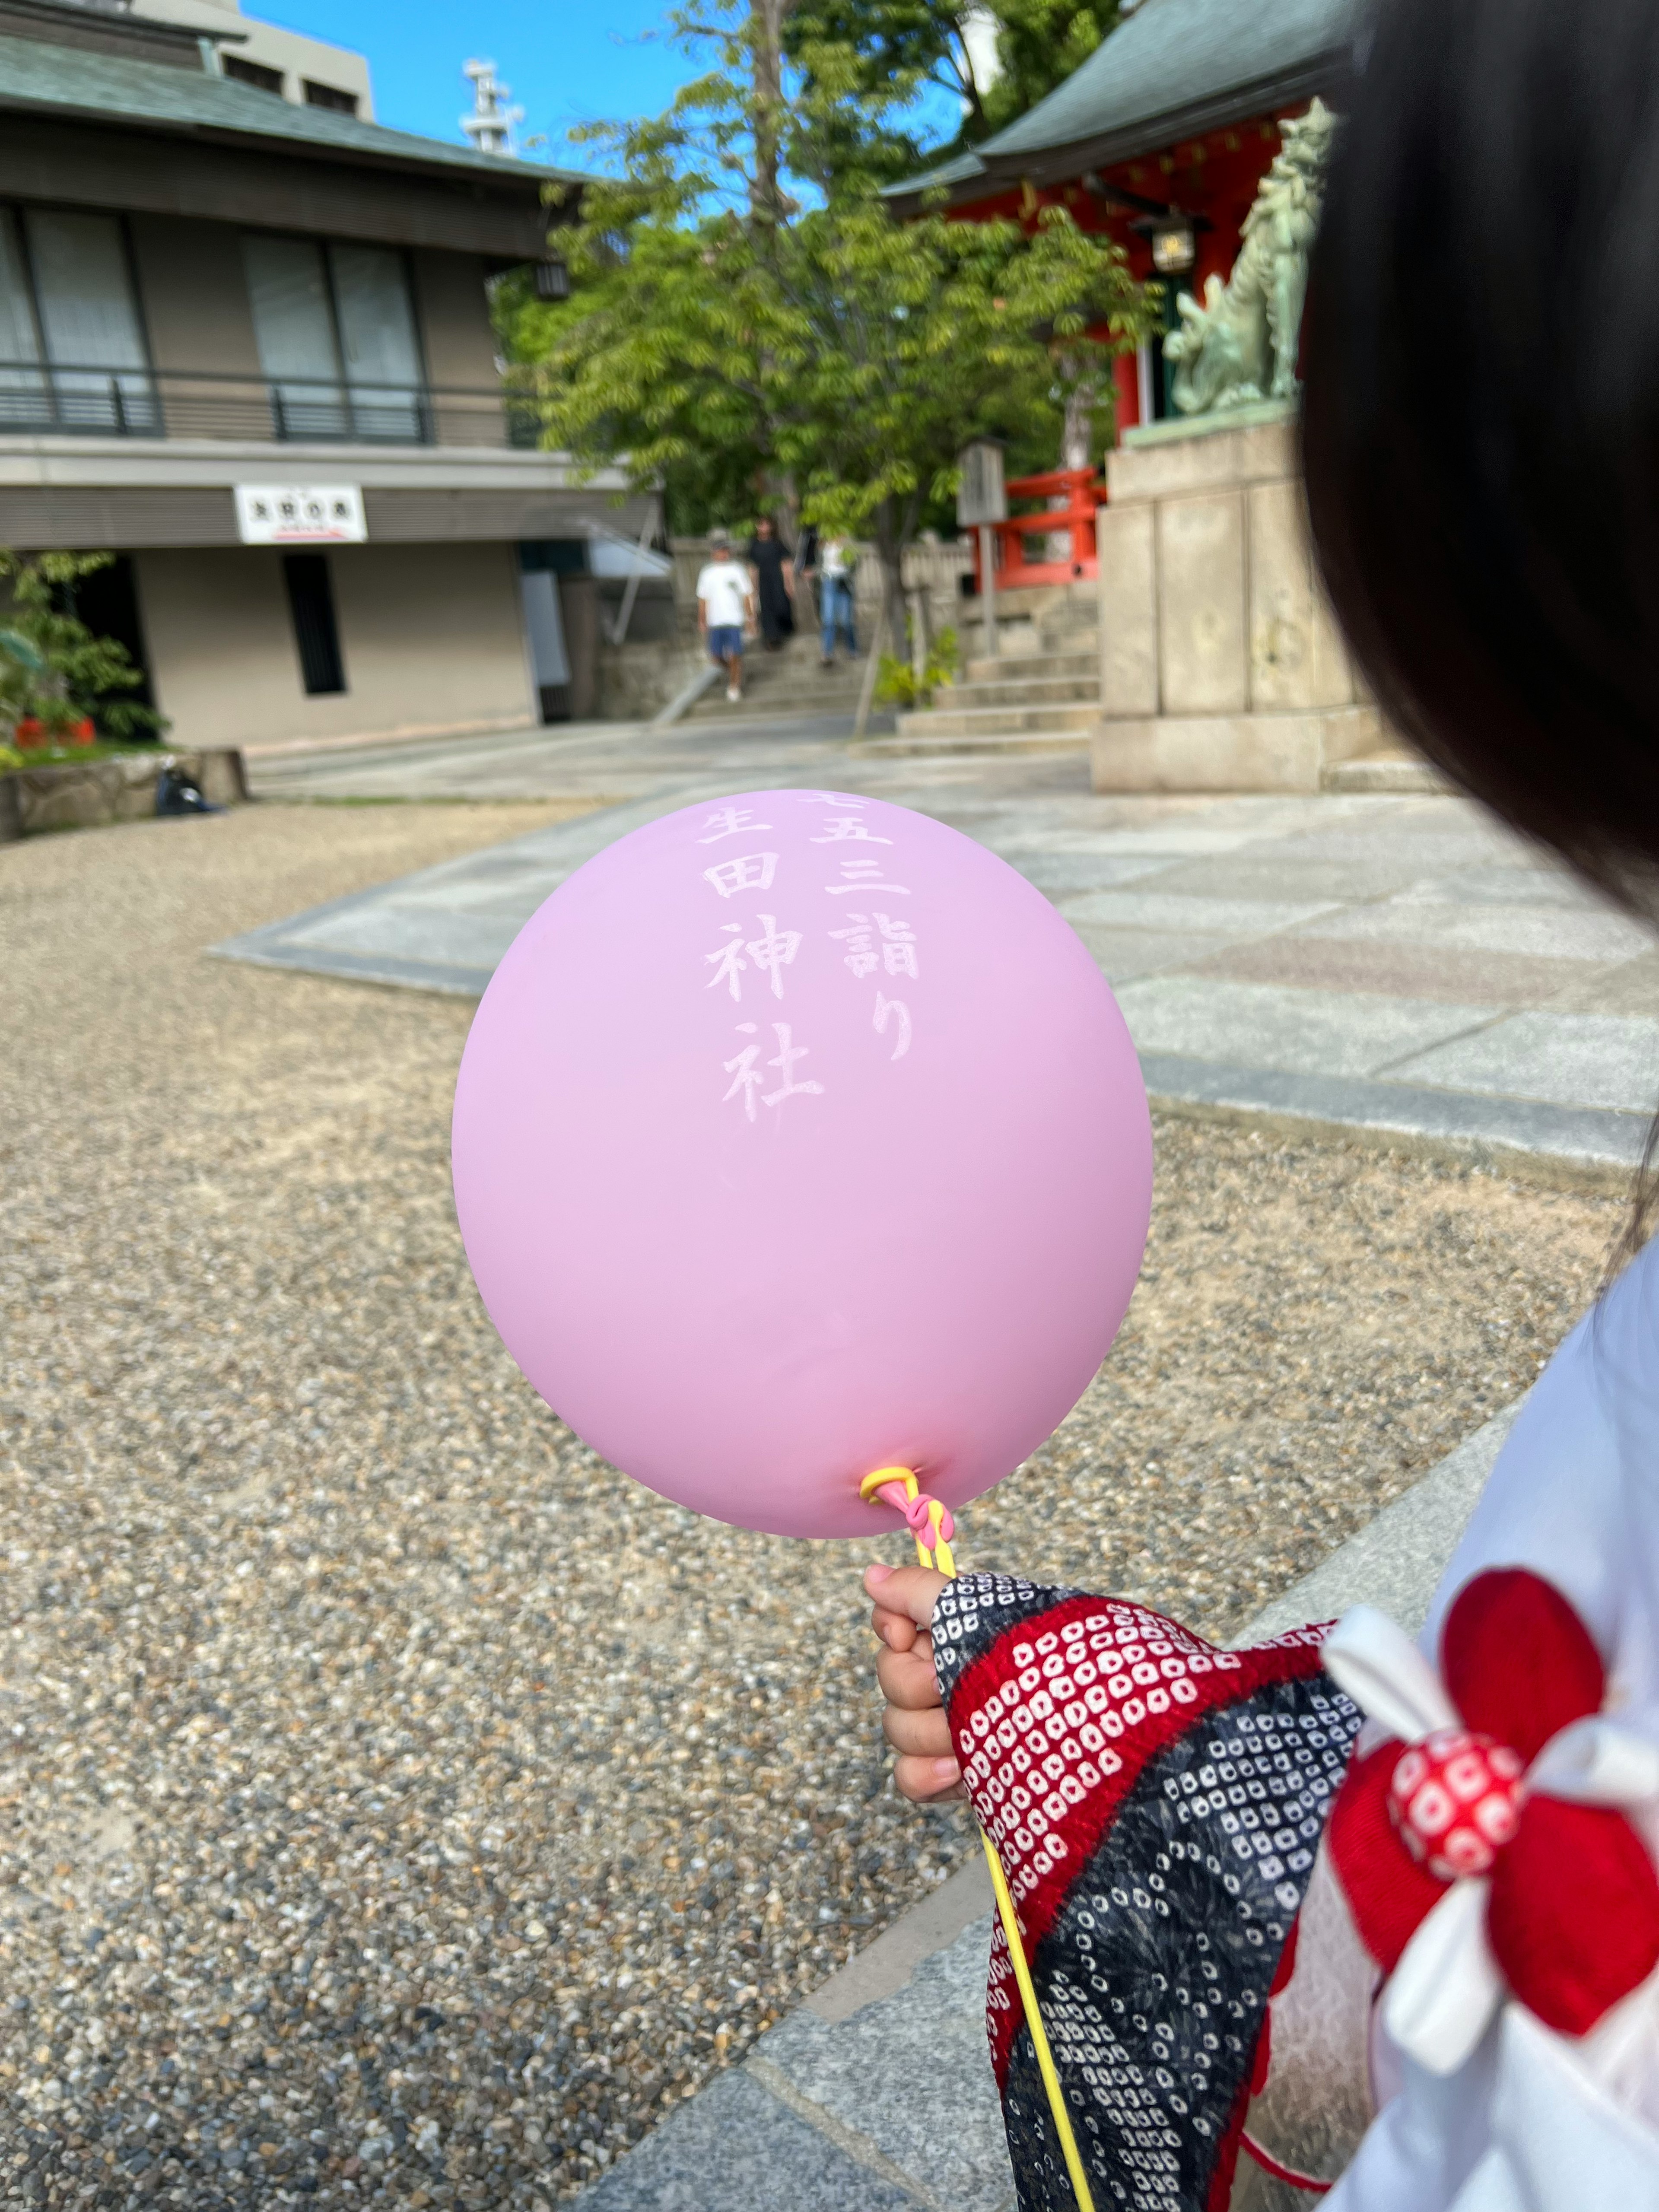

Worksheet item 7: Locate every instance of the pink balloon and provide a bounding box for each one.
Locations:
[451,790,1152,1540]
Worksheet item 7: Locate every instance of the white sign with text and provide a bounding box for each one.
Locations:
[234,484,366,545]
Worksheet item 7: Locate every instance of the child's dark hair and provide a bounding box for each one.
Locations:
[1303,0,1659,914]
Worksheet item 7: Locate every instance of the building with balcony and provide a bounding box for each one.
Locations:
[0,0,651,749]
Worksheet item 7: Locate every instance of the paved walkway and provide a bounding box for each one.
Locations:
[227,726,1604,2199]
[571,1405,1519,2210]
[231,717,1659,1176]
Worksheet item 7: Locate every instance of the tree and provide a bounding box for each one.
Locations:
[0,550,164,742]
[786,0,1124,158]
[504,0,1151,631]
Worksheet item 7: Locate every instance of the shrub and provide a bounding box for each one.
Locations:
[0,550,166,744]
[873,625,959,709]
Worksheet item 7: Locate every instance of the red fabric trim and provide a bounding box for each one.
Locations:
[1326,1738,1446,1974]
[1206,2063,1256,2212]
[1441,1569,1605,1764]
[947,1595,1331,2083]
[1490,1794,1659,2036]
[1269,1911,1302,1998]
[1240,2132,1334,2194]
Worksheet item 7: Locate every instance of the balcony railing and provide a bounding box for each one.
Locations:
[0,362,546,449]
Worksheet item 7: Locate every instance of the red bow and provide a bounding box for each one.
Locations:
[1327,1568,1659,2041]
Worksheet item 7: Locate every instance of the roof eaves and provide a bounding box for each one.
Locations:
[976,51,1351,191]
[878,151,988,205]
[0,39,594,194]
[884,46,1352,214]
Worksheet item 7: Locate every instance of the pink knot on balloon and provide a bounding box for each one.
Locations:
[874,1480,954,1546]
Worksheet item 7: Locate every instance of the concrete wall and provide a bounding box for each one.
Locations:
[410,250,509,444]
[134,540,535,749]
[410,251,499,388]
[1093,415,1379,793]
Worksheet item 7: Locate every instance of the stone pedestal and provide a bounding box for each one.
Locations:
[1092,410,1379,792]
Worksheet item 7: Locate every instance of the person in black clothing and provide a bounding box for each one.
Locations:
[745,517,796,650]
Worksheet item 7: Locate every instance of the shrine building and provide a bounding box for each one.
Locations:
[885,0,1357,443]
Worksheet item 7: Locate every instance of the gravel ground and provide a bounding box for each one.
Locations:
[0,801,1627,2208]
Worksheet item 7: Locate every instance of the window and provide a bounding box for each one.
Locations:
[242,234,426,442]
[0,207,155,432]
[302,81,359,114]
[283,553,345,695]
[223,55,285,95]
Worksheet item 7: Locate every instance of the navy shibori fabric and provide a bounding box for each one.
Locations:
[931,1574,1364,2212]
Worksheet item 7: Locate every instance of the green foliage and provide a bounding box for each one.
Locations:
[0,550,165,741]
[788,0,1122,158]
[501,0,1152,599]
[874,623,959,707]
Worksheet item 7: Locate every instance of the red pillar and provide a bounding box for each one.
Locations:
[1112,350,1141,442]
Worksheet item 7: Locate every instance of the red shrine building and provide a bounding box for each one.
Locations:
[887,0,1355,445]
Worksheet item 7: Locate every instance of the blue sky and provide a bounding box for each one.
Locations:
[253,0,958,169]
[257,0,695,163]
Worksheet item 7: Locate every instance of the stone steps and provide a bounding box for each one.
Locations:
[962,649,1096,684]
[894,699,1098,739]
[683,645,866,719]
[1321,749,1446,794]
[898,597,1101,751]
[937,673,1097,710]
[856,727,1091,758]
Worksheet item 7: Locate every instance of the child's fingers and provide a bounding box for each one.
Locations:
[875,1642,942,1712]
[870,1603,919,1654]
[882,1700,953,1759]
[863,1563,948,1630]
[892,1752,966,1804]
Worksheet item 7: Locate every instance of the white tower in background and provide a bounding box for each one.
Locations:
[461,60,524,157]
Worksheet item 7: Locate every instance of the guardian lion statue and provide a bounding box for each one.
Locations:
[1165,99,1338,416]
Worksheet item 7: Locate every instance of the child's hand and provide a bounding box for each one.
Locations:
[863,1563,964,1803]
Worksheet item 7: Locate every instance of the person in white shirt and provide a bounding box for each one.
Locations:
[694,531,756,703]
[818,536,857,667]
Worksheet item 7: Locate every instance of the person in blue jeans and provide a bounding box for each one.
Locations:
[819,537,857,666]
[695,531,756,703]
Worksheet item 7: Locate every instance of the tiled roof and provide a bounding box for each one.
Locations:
[888,0,1357,203]
[0,26,590,190]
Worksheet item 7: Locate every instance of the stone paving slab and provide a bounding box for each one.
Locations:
[1141,1053,1647,1176]
[1391,1010,1659,1116]
[574,2065,925,2211]
[222,718,1659,1174]
[570,1405,1518,2211]
[1116,975,1500,1081]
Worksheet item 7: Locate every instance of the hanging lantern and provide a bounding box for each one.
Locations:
[1150,218,1196,274]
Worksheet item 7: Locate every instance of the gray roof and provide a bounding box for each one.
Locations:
[889,0,1357,204]
[0,27,591,191]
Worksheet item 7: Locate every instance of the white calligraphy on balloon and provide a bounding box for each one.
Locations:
[706,915,803,1002]
[874,993,912,1062]
[745,914,801,999]
[721,1020,825,1117]
[698,806,774,845]
[830,911,918,981]
[705,852,779,898]
[706,923,747,1000]
[826,857,911,897]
